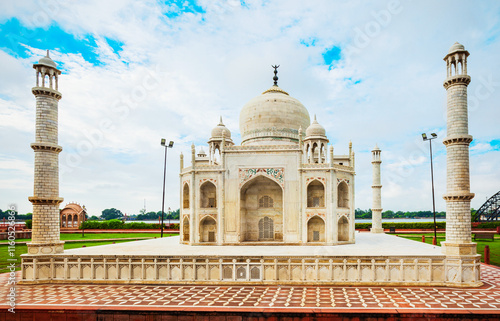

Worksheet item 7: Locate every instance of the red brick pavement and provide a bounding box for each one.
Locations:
[1,264,499,315]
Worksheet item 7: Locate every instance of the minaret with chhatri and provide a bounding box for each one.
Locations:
[27,50,65,255]
[371,145,383,233]
[441,43,476,256]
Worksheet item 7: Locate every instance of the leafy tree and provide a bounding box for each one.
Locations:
[101,208,124,220]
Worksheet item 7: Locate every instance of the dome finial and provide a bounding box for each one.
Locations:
[271,64,280,86]
[219,116,223,125]
[46,49,50,57]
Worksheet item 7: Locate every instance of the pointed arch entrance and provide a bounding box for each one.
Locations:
[182,217,190,242]
[240,176,283,242]
[200,216,216,243]
[338,216,349,241]
[183,183,190,208]
[200,181,217,208]
[307,216,325,242]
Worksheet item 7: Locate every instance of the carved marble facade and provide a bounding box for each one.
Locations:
[179,83,355,246]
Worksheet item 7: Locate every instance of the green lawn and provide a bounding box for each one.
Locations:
[0,235,175,274]
[399,233,500,266]
[0,232,174,243]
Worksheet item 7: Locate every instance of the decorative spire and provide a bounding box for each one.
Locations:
[219,116,224,125]
[46,49,50,58]
[272,65,280,86]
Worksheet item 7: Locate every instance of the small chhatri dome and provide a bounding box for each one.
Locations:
[372,144,380,151]
[211,116,232,139]
[305,115,326,137]
[37,50,58,68]
[448,42,465,54]
[197,147,207,157]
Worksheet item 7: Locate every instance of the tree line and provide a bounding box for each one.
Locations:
[0,209,32,220]
[97,208,181,221]
[0,208,180,221]
[355,208,447,219]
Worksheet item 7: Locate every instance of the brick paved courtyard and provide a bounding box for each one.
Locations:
[1,264,499,317]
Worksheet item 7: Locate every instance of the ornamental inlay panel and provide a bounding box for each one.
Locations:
[306,177,326,185]
[306,213,326,220]
[239,168,284,188]
[199,178,216,186]
[337,178,350,185]
[337,212,350,219]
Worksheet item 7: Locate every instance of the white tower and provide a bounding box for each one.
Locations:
[440,43,481,287]
[370,145,384,233]
[27,50,64,255]
[441,42,476,257]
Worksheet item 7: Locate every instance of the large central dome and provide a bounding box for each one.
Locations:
[239,85,310,145]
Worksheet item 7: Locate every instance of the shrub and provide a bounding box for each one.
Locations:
[355,223,372,229]
[80,219,124,229]
[355,222,447,230]
[24,219,32,229]
[79,220,180,230]
[475,221,500,228]
[107,219,125,229]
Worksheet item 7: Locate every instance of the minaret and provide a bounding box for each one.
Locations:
[27,50,64,255]
[371,145,384,233]
[441,42,476,256]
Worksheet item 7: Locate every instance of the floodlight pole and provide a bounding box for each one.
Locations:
[422,133,438,241]
[160,139,174,238]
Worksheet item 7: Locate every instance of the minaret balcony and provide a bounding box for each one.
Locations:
[442,135,473,146]
[32,86,62,100]
[443,75,471,89]
[31,142,63,153]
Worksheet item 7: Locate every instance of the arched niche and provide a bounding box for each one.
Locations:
[182,217,190,242]
[307,180,325,208]
[240,176,283,242]
[183,184,190,208]
[307,216,325,242]
[337,181,349,208]
[200,181,217,208]
[338,216,349,242]
[199,216,216,242]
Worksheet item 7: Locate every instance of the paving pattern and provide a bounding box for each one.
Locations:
[1,264,500,313]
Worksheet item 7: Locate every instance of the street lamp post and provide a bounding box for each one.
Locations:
[422,133,438,242]
[160,139,174,238]
[167,207,171,232]
[81,206,86,238]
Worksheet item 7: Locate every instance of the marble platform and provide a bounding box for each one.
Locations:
[20,233,481,287]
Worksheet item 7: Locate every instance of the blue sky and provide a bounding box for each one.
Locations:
[0,0,499,216]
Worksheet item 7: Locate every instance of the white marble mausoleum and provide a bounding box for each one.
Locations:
[179,74,355,246]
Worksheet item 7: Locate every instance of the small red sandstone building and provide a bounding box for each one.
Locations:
[60,203,86,229]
